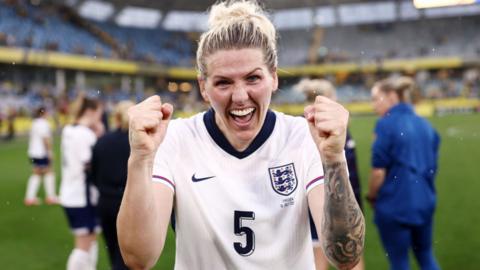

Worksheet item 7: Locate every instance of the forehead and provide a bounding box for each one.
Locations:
[205,48,266,78]
[372,86,382,95]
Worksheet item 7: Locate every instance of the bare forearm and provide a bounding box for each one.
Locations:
[322,161,365,270]
[117,157,166,269]
[43,138,53,156]
[368,168,385,198]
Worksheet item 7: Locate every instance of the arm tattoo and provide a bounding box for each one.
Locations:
[322,161,365,270]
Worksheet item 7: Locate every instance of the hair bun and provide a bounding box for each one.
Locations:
[208,1,260,29]
[197,0,277,77]
[395,76,415,93]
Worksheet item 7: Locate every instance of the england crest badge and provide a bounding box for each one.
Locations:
[269,163,298,196]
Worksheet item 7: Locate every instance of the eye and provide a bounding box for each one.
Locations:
[214,80,231,88]
[246,75,261,83]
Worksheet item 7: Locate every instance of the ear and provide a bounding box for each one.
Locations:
[197,75,209,102]
[271,68,279,93]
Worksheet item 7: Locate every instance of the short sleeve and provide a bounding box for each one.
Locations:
[38,120,51,139]
[152,122,177,192]
[302,131,325,194]
[43,121,51,138]
[372,120,392,169]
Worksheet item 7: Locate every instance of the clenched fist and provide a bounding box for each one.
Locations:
[304,95,349,163]
[128,95,173,160]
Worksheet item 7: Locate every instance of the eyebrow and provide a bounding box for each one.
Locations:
[246,68,262,75]
[212,68,263,80]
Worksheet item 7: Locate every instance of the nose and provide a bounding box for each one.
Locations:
[232,85,249,103]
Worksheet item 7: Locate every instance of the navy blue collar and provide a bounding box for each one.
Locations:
[387,102,414,115]
[203,109,276,159]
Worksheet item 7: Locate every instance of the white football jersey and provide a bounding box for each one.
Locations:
[153,110,324,270]
[59,124,99,207]
[28,118,51,158]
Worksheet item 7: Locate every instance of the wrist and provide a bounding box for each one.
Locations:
[128,153,154,166]
[321,151,346,165]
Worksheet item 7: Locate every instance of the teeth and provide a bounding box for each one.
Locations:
[230,108,254,116]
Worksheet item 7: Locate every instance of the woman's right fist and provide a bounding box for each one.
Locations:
[128,95,173,160]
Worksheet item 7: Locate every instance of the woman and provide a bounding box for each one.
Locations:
[91,100,134,270]
[296,79,364,270]
[368,77,440,270]
[25,106,58,205]
[118,1,364,270]
[60,96,104,270]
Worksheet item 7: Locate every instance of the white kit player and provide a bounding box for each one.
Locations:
[59,96,104,270]
[25,106,58,205]
[118,1,365,270]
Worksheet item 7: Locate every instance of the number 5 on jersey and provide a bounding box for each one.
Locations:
[233,210,255,256]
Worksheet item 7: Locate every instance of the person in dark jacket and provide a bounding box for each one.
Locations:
[368,77,440,270]
[91,100,134,270]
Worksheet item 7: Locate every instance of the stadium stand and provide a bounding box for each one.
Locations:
[0,0,193,65]
[95,22,193,66]
[277,29,312,66]
[318,16,480,63]
[0,1,111,56]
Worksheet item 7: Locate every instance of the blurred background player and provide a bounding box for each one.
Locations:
[25,106,58,206]
[59,95,104,270]
[295,78,364,270]
[368,77,441,270]
[91,100,134,270]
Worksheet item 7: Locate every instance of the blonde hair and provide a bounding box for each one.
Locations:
[196,0,277,78]
[294,78,336,102]
[113,100,134,130]
[374,76,416,103]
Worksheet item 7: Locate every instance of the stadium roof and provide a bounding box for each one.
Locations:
[72,0,374,12]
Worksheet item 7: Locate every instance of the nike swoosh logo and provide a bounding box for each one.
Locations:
[191,174,215,182]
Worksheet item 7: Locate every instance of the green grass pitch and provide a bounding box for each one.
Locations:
[0,113,479,269]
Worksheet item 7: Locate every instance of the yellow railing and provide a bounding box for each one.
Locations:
[0,47,468,79]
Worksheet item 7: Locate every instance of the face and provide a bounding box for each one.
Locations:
[199,48,278,151]
[371,86,396,116]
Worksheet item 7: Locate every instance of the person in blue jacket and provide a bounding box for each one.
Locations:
[367,76,441,270]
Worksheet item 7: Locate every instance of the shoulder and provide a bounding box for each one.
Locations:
[96,131,115,145]
[417,116,439,137]
[39,118,49,124]
[39,118,50,130]
[375,116,393,133]
[62,124,72,135]
[273,111,311,145]
[274,111,309,135]
[169,112,205,134]
[74,125,96,142]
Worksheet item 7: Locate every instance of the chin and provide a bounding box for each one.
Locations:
[235,129,256,141]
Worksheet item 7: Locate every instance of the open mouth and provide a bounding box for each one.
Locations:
[229,107,256,126]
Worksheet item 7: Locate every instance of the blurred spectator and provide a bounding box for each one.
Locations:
[368,77,441,270]
[24,106,58,206]
[4,107,17,140]
[59,95,104,270]
[91,100,134,270]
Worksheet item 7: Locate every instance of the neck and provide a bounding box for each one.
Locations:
[215,116,256,152]
[76,117,90,127]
